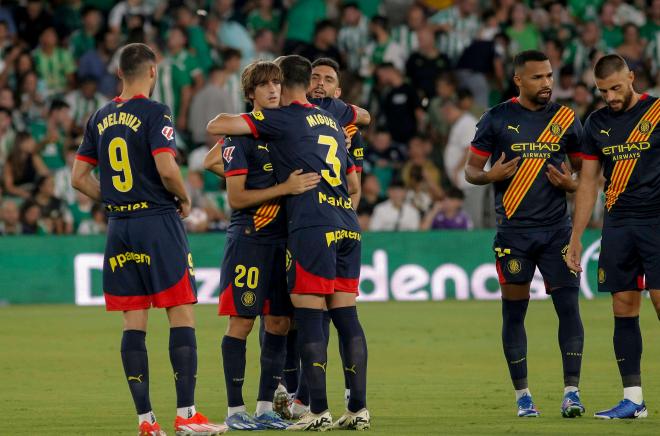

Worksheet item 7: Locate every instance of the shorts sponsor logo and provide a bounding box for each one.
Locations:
[285,249,293,271]
[598,267,606,284]
[325,229,361,247]
[494,247,511,258]
[188,253,195,276]
[263,163,273,172]
[507,259,522,275]
[108,251,151,272]
[241,290,256,307]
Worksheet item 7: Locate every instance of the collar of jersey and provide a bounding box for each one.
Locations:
[112,94,148,103]
[290,100,314,108]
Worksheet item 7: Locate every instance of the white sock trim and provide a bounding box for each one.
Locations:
[564,386,579,395]
[138,411,156,425]
[177,405,196,419]
[256,401,273,416]
[515,388,531,401]
[228,405,246,417]
[623,386,643,404]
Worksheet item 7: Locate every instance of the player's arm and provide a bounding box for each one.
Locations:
[347,169,360,210]
[203,139,225,178]
[465,151,520,185]
[353,105,370,127]
[154,152,191,218]
[71,159,101,201]
[226,170,321,210]
[566,157,602,272]
[207,113,253,136]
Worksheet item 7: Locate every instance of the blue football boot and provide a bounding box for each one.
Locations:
[561,390,585,418]
[594,399,647,419]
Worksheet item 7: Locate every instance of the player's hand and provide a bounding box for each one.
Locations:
[343,127,352,149]
[546,162,576,192]
[486,153,520,182]
[177,197,192,219]
[284,169,322,195]
[565,237,583,273]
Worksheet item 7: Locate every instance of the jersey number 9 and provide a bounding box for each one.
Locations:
[109,137,134,192]
[319,135,342,187]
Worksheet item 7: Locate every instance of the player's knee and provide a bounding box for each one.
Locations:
[612,293,641,317]
[226,316,255,339]
[264,315,290,335]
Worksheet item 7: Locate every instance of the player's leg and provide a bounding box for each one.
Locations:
[537,227,585,417]
[494,232,538,417]
[594,225,647,419]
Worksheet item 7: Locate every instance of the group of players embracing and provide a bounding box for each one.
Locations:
[72,42,371,436]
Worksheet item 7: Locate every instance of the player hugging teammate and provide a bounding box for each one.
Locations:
[207,55,371,431]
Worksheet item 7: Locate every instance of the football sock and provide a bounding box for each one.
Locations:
[330,306,368,412]
[258,317,265,347]
[614,316,642,392]
[322,310,331,346]
[121,330,152,415]
[228,405,246,416]
[501,298,529,390]
[222,335,247,408]
[283,329,300,394]
[295,308,328,414]
[564,386,579,395]
[256,400,273,416]
[138,411,157,425]
[515,388,531,401]
[338,329,350,390]
[623,386,644,404]
[177,405,196,419]
[295,369,310,406]
[258,332,287,402]
[169,327,197,409]
[551,287,584,387]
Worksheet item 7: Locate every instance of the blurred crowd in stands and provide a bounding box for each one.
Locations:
[1,0,655,235]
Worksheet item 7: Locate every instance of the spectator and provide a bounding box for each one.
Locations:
[189,53,243,146]
[493,0,516,26]
[369,179,420,231]
[337,3,369,73]
[457,87,484,121]
[20,199,46,234]
[375,63,424,144]
[426,73,457,146]
[421,186,473,230]
[65,77,108,132]
[563,21,605,79]
[406,26,451,101]
[283,0,328,54]
[14,0,53,49]
[69,7,104,59]
[572,82,594,123]
[392,4,427,60]
[506,3,542,53]
[0,87,24,131]
[0,106,16,174]
[610,0,646,27]
[108,0,155,35]
[35,99,73,170]
[401,135,443,213]
[554,64,576,104]
[3,132,49,199]
[78,202,107,235]
[247,0,282,35]
[542,2,575,48]
[0,198,22,235]
[32,174,72,234]
[429,0,480,65]
[600,2,623,50]
[69,190,94,232]
[33,27,75,96]
[78,30,121,97]
[254,29,276,61]
[299,20,342,65]
[617,23,645,73]
[363,129,407,189]
[18,70,48,130]
[357,173,384,217]
[360,16,406,78]
[175,6,213,75]
[54,144,78,205]
[641,0,660,43]
[0,20,21,84]
[215,3,255,68]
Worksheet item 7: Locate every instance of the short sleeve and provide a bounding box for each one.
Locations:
[470,110,496,157]
[346,153,357,174]
[241,108,287,140]
[76,115,98,165]
[310,97,357,126]
[222,136,250,177]
[149,105,178,157]
[580,115,601,160]
[565,115,583,157]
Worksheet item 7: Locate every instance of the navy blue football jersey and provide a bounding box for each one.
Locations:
[242,102,360,232]
[471,98,582,230]
[221,135,287,241]
[582,93,660,226]
[76,95,179,217]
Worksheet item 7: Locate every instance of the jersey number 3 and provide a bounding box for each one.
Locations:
[109,137,134,192]
[319,135,342,187]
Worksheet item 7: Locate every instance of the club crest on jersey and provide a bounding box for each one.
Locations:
[223,146,235,163]
[507,259,522,275]
[252,110,265,121]
[638,119,652,134]
[550,123,563,136]
[241,291,256,307]
[161,126,174,141]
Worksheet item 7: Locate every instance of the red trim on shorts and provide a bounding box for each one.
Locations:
[567,152,581,158]
[291,261,335,295]
[637,275,646,290]
[262,299,272,315]
[225,168,249,177]
[579,152,599,161]
[241,113,259,138]
[496,260,506,284]
[76,154,98,166]
[335,277,359,294]
[152,269,197,308]
[152,147,176,157]
[470,145,491,157]
[355,166,363,173]
[219,283,238,316]
[104,293,151,311]
[347,165,357,174]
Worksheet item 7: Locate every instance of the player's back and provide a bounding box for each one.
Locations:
[243,102,359,232]
[78,95,178,218]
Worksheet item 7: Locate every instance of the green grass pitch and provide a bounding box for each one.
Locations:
[2,299,660,435]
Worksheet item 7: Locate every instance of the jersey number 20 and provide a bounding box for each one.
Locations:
[109,137,133,192]
[319,135,342,187]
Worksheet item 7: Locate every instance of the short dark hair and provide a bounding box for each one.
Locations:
[445,186,465,200]
[513,50,549,71]
[49,99,70,113]
[277,55,312,90]
[311,57,340,79]
[241,61,283,101]
[314,19,336,36]
[222,47,242,63]
[594,54,628,79]
[118,43,157,81]
[457,87,473,100]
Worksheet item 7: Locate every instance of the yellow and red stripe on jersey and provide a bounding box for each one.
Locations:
[502,106,574,219]
[253,198,281,231]
[345,124,359,138]
[605,97,660,210]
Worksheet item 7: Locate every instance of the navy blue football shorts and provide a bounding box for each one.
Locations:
[598,224,660,293]
[287,226,361,295]
[103,212,197,311]
[219,237,292,317]
[493,226,580,291]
